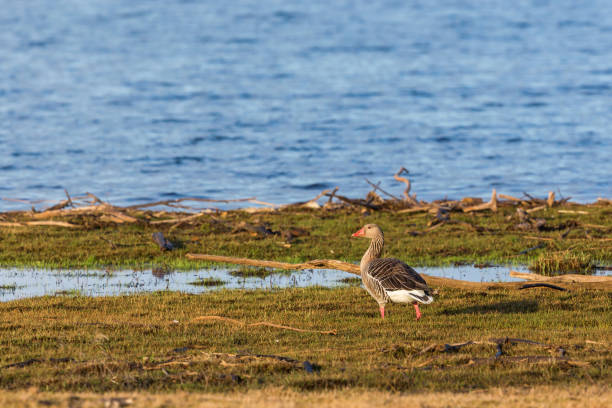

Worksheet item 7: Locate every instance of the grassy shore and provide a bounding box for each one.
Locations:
[0,287,610,394]
[0,202,610,271]
[0,201,611,406]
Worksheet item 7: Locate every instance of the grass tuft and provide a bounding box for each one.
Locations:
[229,266,290,278]
[188,277,226,287]
[529,252,596,275]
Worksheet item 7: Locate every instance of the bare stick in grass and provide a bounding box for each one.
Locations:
[519,283,567,291]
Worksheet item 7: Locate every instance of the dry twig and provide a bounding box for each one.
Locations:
[365,179,402,201]
[519,283,567,291]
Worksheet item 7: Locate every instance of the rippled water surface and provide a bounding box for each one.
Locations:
[1,0,611,210]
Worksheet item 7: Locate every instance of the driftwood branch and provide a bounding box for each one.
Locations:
[393,167,418,204]
[498,193,523,203]
[126,197,275,210]
[327,186,339,205]
[547,191,555,207]
[26,220,78,228]
[558,210,589,215]
[397,205,432,214]
[185,253,612,290]
[0,220,80,228]
[519,283,567,291]
[149,211,211,225]
[418,336,568,363]
[365,179,402,201]
[302,189,330,209]
[467,355,588,367]
[510,270,612,283]
[323,192,380,210]
[185,253,361,275]
[463,189,498,212]
[282,189,340,209]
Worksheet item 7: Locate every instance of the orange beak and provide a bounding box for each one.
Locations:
[352,227,365,237]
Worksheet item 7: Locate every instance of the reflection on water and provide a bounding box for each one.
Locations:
[0,265,553,302]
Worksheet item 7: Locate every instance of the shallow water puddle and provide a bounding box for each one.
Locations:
[0,266,608,302]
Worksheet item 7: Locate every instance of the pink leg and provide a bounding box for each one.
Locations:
[413,303,422,321]
[379,305,385,319]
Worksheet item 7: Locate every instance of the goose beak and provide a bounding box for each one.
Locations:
[352,228,365,237]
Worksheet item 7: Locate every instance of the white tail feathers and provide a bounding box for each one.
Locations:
[387,289,434,304]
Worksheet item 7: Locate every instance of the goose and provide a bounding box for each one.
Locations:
[352,224,434,320]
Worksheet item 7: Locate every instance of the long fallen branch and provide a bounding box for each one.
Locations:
[125,197,274,210]
[186,253,361,275]
[0,220,79,228]
[324,192,380,210]
[26,220,78,228]
[30,203,138,223]
[519,283,567,291]
[510,270,612,283]
[150,211,212,225]
[189,315,337,335]
[467,355,589,367]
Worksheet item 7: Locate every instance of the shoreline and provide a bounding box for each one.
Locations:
[0,192,610,271]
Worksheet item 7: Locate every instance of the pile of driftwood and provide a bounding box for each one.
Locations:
[2,168,608,230]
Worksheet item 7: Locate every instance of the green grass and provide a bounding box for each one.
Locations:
[188,277,226,287]
[0,204,610,271]
[338,277,363,286]
[0,287,609,393]
[229,266,292,278]
[529,252,596,275]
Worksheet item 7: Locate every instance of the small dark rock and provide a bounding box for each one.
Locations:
[152,232,174,251]
[303,360,314,373]
[302,360,321,373]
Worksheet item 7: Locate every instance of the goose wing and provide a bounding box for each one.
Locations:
[366,258,433,303]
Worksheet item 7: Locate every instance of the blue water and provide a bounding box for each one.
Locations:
[1,0,611,210]
[0,265,531,302]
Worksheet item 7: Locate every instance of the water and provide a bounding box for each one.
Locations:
[1,0,611,211]
[0,265,535,302]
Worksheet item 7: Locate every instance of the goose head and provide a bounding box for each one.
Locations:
[351,224,383,239]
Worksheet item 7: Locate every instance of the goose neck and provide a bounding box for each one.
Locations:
[360,234,384,273]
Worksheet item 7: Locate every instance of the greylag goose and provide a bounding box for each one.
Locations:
[352,224,434,320]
